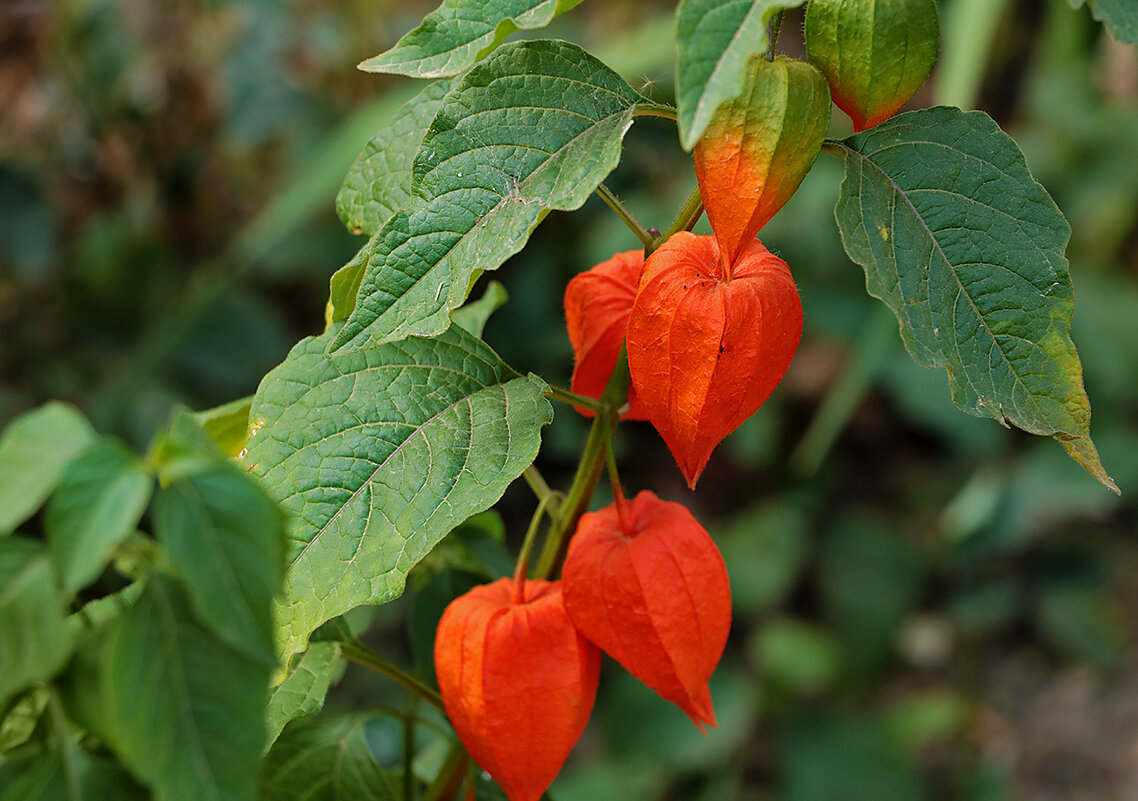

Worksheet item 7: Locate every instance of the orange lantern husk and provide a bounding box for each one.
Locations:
[562,490,731,731]
[434,577,600,801]
[564,250,649,420]
[626,232,802,488]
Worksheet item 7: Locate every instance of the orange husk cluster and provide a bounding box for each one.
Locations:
[563,250,648,420]
[434,577,600,801]
[562,490,731,730]
[626,233,802,487]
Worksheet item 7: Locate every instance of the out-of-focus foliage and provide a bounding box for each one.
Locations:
[2,0,1137,799]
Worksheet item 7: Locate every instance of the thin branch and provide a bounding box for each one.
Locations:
[633,102,679,120]
[340,642,446,714]
[544,384,603,412]
[660,185,705,245]
[595,183,654,248]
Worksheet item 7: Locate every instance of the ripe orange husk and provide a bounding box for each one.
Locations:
[564,250,648,420]
[626,232,802,487]
[434,577,600,801]
[562,490,731,731]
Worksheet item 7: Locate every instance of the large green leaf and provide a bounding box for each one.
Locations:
[155,463,286,666]
[245,324,552,662]
[359,0,586,78]
[260,714,397,801]
[832,107,1115,492]
[100,577,270,801]
[0,403,95,536]
[0,539,72,706]
[45,440,151,594]
[674,0,805,150]
[0,747,149,801]
[333,39,643,352]
[1068,0,1138,43]
[265,641,341,748]
[336,80,452,238]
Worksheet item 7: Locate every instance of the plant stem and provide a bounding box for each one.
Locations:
[595,183,655,248]
[544,384,603,412]
[534,347,633,579]
[766,11,785,60]
[633,102,679,120]
[820,140,848,158]
[423,740,469,801]
[339,642,446,714]
[513,492,556,600]
[660,185,705,244]
[522,464,557,506]
[601,412,633,534]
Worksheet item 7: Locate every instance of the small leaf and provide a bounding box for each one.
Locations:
[155,463,286,666]
[245,324,552,663]
[833,107,1116,492]
[100,576,270,801]
[0,402,95,536]
[265,641,341,748]
[334,40,643,352]
[1069,0,1138,44]
[195,397,253,459]
[326,236,375,326]
[452,280,509,338]
[46,440,152,594]
[359,0,587,78]
[0,538,73,706]
[260,714,398,801]
[337,80,452,237]
[674,0,806,150]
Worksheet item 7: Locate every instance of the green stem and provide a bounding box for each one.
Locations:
[423,740,469,801]
[820,140,848,158]
[522,464,558,506]
[545,384,604,412]
[513,492,557,598]
[535,347,632,579]
[595,183,655,248]
[660,185,704,245]
[633,102,679,120]
[766,11,785,60]
[339,642,446,714]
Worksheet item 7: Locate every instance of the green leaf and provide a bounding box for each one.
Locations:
[45,441,151,595]
[0,539,72,706]
[1068,0,1138,44]
[337,80,452,237]
[265,641,341,748]
[452,280,508,337]
[326,236,375,326]
[260,714,398,801]
[752,618,841,695]
[0,747,149,801]
[155,464,286,666]
[245,324,552,663]
[832,107,1116,492]
[334,39,643,352]
[100,576,270,801]
[674,0,805,150]
[0,403,95,536]
[359,0,587,78]
[195,397,253,459]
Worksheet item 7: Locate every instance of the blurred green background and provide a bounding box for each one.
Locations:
[2,0,1137,799]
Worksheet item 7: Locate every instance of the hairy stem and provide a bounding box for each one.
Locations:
[633,102,679,120]
[340,642,446,714]
[544,384,604,412]
[660,185,705,245]
[595,183,655,248]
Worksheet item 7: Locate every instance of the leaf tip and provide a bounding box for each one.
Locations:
[1059,434,1120,495]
